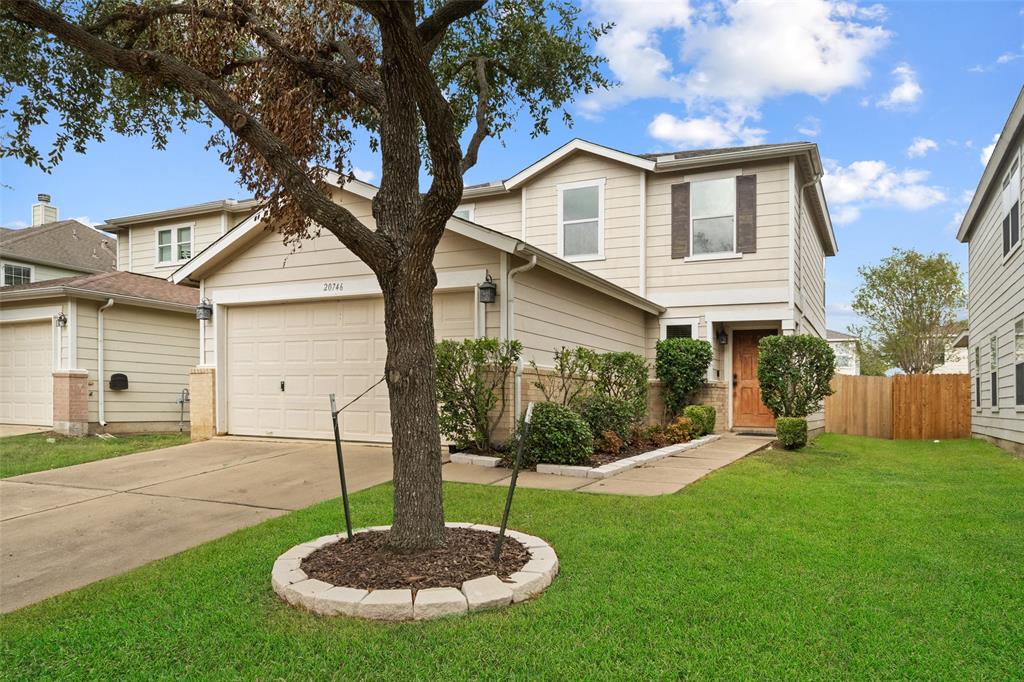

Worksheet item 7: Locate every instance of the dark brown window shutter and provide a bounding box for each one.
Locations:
[736,174,757,253]
[671,182,690,259]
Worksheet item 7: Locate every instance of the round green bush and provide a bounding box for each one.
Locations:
[655,337,713,415]
[521,402,593,466]
[682,405,716,437]
[576,394,637,439]
[776,417,808,450]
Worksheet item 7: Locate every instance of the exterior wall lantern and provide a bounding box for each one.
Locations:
[55,312,68,327]
[716,329,728,346]
[478,273,497,304]
[195,297,213,321]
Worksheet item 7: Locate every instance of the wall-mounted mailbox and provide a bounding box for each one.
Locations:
[110,373,129,391]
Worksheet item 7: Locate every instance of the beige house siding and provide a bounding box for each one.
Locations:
[1,259,85,283]
[76,300,197,426]
[966,135,1024,448]
[793,165,827,339]
[469,191,523,238]
[120,209,238,277]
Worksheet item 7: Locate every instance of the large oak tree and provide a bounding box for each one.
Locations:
[0,0,609,551]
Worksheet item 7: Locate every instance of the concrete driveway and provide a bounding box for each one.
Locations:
[0,437,393,613]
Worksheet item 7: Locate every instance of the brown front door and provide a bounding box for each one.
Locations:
[732,330,776,429]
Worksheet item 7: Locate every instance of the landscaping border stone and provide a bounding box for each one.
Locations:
[532,435,722,479]
[272,522,558,621]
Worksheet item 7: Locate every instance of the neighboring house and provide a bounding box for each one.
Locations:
[0,271,198,434]
[956,87,1024,455]
[827,329,860,375]
[160,138,834,441]
[104,197,259,277]
[1,195,116,286]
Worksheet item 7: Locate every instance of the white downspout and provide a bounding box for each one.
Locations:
[506,249,537,420]
[97,298,114,426]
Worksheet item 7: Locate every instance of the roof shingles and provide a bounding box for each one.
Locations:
[0,220,117,273]
[0,271,198,307]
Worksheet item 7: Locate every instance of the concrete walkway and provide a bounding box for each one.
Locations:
[0,438,393,613]
[0,425,50,438]
[442,433,775,496]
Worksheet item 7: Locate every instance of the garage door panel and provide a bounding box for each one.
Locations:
[226,291,474,441]
[0,320,53,426]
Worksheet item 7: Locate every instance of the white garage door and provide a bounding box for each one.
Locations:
[0,320,53,426]
[226,292,476,441]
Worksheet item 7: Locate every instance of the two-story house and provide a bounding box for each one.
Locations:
[956,86,1024,455]
[827,330,860,376]
[163,139,834,442]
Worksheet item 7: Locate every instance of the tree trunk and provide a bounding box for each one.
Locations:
[381,267,446,552]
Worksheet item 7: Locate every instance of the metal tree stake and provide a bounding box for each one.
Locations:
[494,402,534,562]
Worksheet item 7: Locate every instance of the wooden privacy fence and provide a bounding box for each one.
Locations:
[825,373,971,440]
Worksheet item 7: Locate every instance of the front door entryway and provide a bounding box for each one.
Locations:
[732,329,776,429]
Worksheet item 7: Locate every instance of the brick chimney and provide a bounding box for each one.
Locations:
[32,193,58,226]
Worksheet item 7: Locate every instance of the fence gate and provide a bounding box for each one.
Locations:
[825,373,970,440]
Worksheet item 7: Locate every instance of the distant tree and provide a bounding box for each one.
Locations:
[855,338,890,376]
[851,248,966,375]
[0,0,609,552]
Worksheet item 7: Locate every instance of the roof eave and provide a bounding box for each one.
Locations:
[0,286,195,312]
[105,199,261,228]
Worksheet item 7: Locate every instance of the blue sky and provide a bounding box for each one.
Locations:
[1,0,1021,331]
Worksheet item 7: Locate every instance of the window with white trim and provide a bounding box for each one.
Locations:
[691,177,735,256]
[1015,319,1023,406]
[157,226,192,264]
[2,263,31,286]
[834,342,855,370]
[974,345,981,407]
[559,181,602,260]
[1001,157,1020,257]
[990,333,998,408]
[454,205,474,221]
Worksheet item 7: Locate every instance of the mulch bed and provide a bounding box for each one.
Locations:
[301,528,529,592]
[494,442,669,470]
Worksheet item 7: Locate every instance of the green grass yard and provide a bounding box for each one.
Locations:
[1,434,1022,679]
[0,432,190,478]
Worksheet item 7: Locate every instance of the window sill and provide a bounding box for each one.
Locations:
[683,252,743,263]
[154,261,189,269]
[562,254,605,264]
[1003,238,1022,263]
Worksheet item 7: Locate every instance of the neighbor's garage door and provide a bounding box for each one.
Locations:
[226,292,475,440]
[0,320,53,426]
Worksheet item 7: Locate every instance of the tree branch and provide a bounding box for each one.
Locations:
[460,56,491,174]
[418,0,487,54]
[1,0,390,267]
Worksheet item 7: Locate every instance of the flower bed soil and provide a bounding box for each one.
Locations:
[301,527,529,592]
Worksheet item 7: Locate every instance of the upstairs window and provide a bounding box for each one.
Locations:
[454,205,474,221]
[1002,158,1020,257]
[1016,320,1023,406]
[559,180,603,261]
[157,226,192,265]
[691,178,735,256]
[2,263,31,286]
[975,345,982,407]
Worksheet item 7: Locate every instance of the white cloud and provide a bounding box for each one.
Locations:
[980,133,1000,166]
[582,0,888,147]
[648,113,766,148]
[996,52,1020,65]
[352,166,376,183]
[797,116,822,137]
[822,159,947,222]
[877,63,922,109]
[906,137,938,158]
[69,215,98,227]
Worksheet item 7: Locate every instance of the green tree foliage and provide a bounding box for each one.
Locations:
[435,337,521,452]
[757,335,836,418]
[851,248,966,374]
[655,338,713,415]
[857,340,891,376]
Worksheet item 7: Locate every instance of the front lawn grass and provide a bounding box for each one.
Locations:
[0,432,190,478]
[2,434,1022,679]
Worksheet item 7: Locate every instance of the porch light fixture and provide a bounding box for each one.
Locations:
[478,273,497,304]
[716,329,728,346]
[55,312,67,327]
[195,298,213,321]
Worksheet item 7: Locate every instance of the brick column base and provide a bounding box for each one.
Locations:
[189,367,216,442]
[53,369,89,437]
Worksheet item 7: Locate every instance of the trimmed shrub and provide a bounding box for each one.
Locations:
[576,394,637,440]
[595,430,623,455]
[655,338,713,415]
[632,423,669,449]
[521,402,593,466]
[594,351,649,420]
[757,334,836,418]
[436,337,521,451]
[776,417,808,450]
[664,416,693,444]
[531,346,600,407]
[683,405,716,437]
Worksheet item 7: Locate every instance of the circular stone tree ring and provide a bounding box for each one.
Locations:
[271,523,558,621]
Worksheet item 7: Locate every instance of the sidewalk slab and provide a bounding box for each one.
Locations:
[442,463,510,485]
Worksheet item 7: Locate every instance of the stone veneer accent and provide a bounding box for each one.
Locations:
[188,367,216,442]
[273,523,558,621]
[52,369,89,436]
